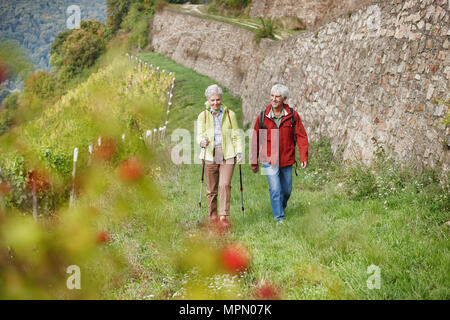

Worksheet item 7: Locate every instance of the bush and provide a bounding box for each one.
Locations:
[24,71,56,99]
[0,92,20,135]
[81,20,106,38]
[57,29,106,80]
[1,92,19,110]
[343,164,378,200]
[121,2,152,49]
[107,0,132,33]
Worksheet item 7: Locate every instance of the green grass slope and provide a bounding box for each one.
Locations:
[106,52,449,300]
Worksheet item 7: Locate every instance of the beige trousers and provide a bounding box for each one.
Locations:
[205,146,235,218]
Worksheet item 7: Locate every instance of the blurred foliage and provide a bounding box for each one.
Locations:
[0,53,174,212]
[0,40,32,82]
[0,51,175,298]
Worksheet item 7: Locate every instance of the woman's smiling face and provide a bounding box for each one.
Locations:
[208,94,222,111]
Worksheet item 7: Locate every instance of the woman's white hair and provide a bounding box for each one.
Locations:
[205,84,223,99]
[271,84,289,99]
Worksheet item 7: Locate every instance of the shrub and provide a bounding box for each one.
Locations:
[121,2,151,49]
[106,0,132,33]
[0,92,20,135]
[81,20,106,38]
[50,29,74,62]
[50,20,107,81]
[24,71,56,99]
[300,137,340,191]
[1,92,19,110]
[57,29,106,80]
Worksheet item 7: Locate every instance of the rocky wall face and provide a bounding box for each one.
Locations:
[151,0,449,171]
[151,10,259,98]
[249,0,377,28]
[249,0,329,27]
[244,0,449,170]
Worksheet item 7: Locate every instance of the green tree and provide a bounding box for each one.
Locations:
[107,0,132,33]
[50,29,106,81]
[0,92,20,135]
[49,29,74,70]
[80,20,106,37]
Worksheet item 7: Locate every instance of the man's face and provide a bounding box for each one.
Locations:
[271,92,285,109]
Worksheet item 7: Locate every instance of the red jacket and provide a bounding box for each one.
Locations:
[251,104,308,169]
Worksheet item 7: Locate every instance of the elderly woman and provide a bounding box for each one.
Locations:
[197,84,243,227]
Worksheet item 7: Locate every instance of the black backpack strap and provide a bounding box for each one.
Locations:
[290,107,296,147]
[259,111,266,130]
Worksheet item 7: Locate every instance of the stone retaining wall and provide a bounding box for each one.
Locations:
[249,0,377,28]
[151,0,449,172]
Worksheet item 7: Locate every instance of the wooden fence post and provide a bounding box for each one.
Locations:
[69,147,78,208]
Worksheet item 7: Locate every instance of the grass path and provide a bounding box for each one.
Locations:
[107,52,449,300]
[170,4,296,40]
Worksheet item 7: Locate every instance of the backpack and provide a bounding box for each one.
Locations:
[259,107,298,175]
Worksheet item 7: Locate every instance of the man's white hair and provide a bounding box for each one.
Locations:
[271,84,289,99]
[205,84,223,99]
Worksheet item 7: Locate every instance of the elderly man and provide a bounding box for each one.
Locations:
[251,84,308,223]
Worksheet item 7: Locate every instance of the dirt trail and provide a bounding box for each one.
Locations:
[179,4,283,40]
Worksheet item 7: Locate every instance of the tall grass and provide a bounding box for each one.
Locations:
[254,18,276,43]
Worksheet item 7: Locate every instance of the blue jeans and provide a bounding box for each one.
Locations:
[262,162,293,222]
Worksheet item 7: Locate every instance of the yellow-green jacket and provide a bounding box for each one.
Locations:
[197,105,243,161]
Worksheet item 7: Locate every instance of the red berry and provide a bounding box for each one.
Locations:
[0,181,11,196]
[94,137,116,161]
[27,170,50,193]
[254,283,281,300]
[221,243,250,274]
[96,231,110,244]
[118,157,143,183]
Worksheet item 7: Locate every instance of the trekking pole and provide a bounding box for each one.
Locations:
[197,146,207,225]
[239,164,244,218]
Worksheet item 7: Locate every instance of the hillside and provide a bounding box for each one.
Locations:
[0,0,448,303]
[0,0,106,71]
[108,52,449,300]
[0,0,106,102]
